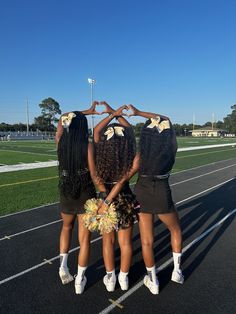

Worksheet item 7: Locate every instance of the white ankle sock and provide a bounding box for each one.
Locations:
[119,271,128,280]
[146,265,158,284]
[60,253,68,269]
[77,265,87,282]
[106,270,116,281]
[173,252,182,271]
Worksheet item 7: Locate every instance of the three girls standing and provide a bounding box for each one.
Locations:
[56,102,184,295]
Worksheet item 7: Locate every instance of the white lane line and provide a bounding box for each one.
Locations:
[0,220,62,241]
[1,157,235,220]
[99,208,236,314]
[171,163,236,186]
[0,202,59,219]
[0,178,235,242]
[0,236,102,285]
[174,178,234,206]
[171,157,236,175]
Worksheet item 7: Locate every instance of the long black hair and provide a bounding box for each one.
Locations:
[95,123,136,182]
[57,111,90,199]
[139,117,177,175]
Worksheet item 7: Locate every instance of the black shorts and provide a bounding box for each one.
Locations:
[134,176,176,214]
[60,182,96,215]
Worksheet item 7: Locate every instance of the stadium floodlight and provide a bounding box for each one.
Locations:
[87,78,96,132]
[88,78,96,84]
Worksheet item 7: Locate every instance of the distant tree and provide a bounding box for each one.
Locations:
[202,121,212,128]
[0,123,11,132]
[173,123,185,136]
[133,122,145,137]
[39,97,61,125]
[215,120,224,129]
[223,104,236,133]
[34,115,55,131]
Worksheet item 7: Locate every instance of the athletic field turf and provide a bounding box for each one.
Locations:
[0,138,236,215]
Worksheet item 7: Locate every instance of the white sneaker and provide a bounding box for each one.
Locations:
[59,267,74,285]
[143,275,159,295]
[171,269,184,284]
[118,273,129,291]
[75,275,87,294]
[103,274,117,292]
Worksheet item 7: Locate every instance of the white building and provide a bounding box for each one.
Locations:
[190,128,228,137]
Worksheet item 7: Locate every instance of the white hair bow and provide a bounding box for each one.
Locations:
[147,116,170,133]
[61,112,76,129]
[104,126,125,140]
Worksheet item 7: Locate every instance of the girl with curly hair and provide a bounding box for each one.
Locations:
[90,102,139,292]
[56,102,103,294]
[128,104,184,295]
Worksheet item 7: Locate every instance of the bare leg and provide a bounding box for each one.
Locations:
[59,213,75,284]
[59,213,76,253]
[158,211,184,284]
[138,213,154,267]
[117,226,133,273]
[139,213,159,293]
[102,231,116,272]
[77,214,91,267]
[158,211,182,253]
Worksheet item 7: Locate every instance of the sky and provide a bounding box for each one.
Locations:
[0,0,236,127]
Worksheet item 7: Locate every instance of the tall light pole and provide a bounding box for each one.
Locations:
[212,113,215,131]
[192,113,195,131]
[88,78,96,132]
[26,98,29,136]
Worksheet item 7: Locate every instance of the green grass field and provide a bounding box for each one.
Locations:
[0,138,236,215]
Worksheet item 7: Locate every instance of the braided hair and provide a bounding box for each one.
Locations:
[139,118,177,175]
[57,111,91,199]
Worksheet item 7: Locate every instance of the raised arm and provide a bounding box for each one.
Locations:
[93,105,129,143]
[98,153,140,214]
[100,101,131,128]
[55,102,99,145]
[128,104,169,120]
[80,101,100,115]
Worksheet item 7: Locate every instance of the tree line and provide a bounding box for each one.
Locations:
[1,98,236,136]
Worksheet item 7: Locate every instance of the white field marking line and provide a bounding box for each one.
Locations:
[177,142,236,152]
[0,149,56,157]
[176,147,236,159]
[0,236,102,285]
[99,208,236,314]
[0,178,235,285]
[0,219,62,241]
[171,163,236,187]
[0,158,235,220]
[0,160,58,173]
[0,177,233,242]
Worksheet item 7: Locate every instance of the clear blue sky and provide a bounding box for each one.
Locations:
[0,0,235,127]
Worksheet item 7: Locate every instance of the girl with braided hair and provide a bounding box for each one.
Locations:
[128,104,184,295]
[56,102,103,294]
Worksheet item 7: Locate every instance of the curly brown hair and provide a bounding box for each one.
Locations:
[95,123,136,182]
